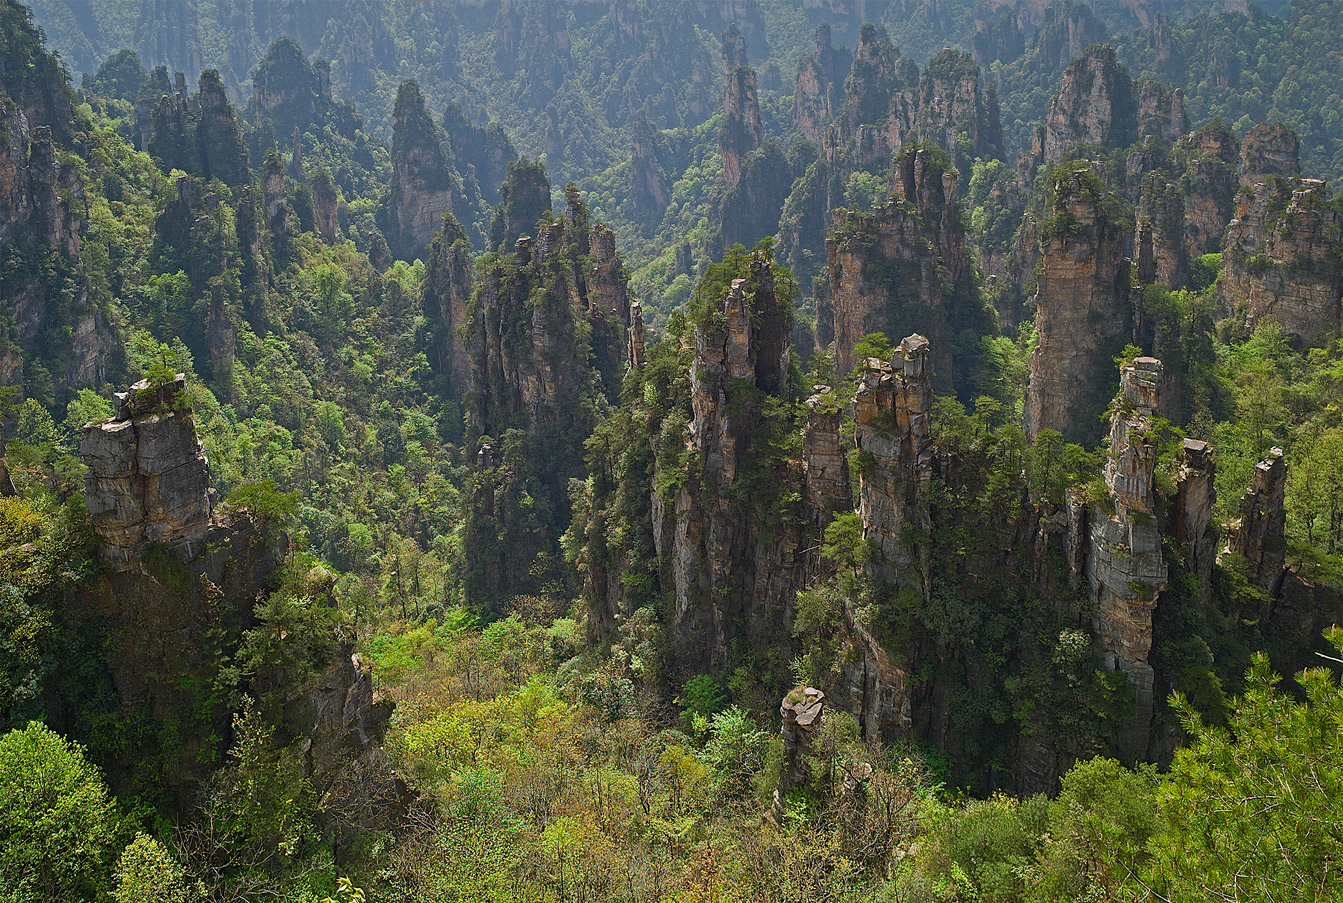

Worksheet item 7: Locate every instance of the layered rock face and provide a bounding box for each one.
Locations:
[628,113,672,223]
[1083,358,1168,756]
[1171,438,1217,595]
[916,49,1003,161]
[383,80,458,260]
[81,376,214,572]
[1024,163,1131,442]
[852,335,934,593]
[1039,45,1136,166]
[490,158,552,252]
[1230,447,1288,594]
[0,101,110,390]
[720,47,763,187]
[771,688,825,822]
[794,24,851,144]
[665,269,799,665]
[827,148,971,385]
[1136,120,1239,288]
[1221,174,1342,345]
[78,384,398,814]
[1213,121,1339,341]
[421,212,473,398]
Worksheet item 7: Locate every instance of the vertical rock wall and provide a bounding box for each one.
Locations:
[1024,163,1131,442]
[1085,357,1167,757]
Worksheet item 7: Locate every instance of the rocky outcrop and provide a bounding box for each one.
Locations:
[628,113,672,224]
[489,158,552,253]
[770,688,824,822]
[627,300,646,368]
[827,148,974,387]
[382,80,458,261]
[1039,45,1136,166]
[422,211,473,398]
[795,24,851,145]
[1024,163,1131,442]
[660,259,811,668]
[249,37,361,147]
[1221,172,1342,346]
[916,49,1003,161]
[720,46,763,188]
[196,70,248,187]
[1134,78,1188,143]
[80,375,213,572]
[1084,357,1168,756]
[1136,120,1239,289]
[310,168,341,244]
[463,187,629,609]
[851,335,934,594]
[441,101,518,208]
[1230,447,1287,594]
[1171,438,1217,595]
[0,106,83,256]
[0,100,111,390]
[803,387,849,513]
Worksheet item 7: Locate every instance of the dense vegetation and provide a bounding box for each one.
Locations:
[1,0,1341,900]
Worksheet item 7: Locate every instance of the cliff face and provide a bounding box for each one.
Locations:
[852,335,934,594]
[1230,447,1288,594]
[1084,358,1168,756]
[382,81,458,261]
[658,261,822,668]
[1024,163,1131,442]
[422,212,473,399]
[1217,123,1342,345]
[1136,120,1239,288]
[1040,45,1136,166]
[794,24,851,145]
[721,56,763,187]
[827,147,982,393]
[463,185,629,610]
[77,377,398,817]
[81,375,213,572]
[0,101,111,390]
[916,49,1003,161]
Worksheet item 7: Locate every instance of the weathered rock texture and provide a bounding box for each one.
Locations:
[422,211,473,398]
[1039,45,1136,166]
[826,148,977,390]
[720,55,763,187]
[462,184,629,609]
[1221,172,1342,345]
[771,688,824,821]
[1214,122,1342,344]
[794,25,851,145]
[852,335,934,593]
[1171,438,1217,596]
[81,376,213,571]
[1085,358,1168,756]
[0,99,110,389]
[382,80,459,261]
[1230,447,1288,594]
[1135,120,1239,289]
[1024,163,1131,442]
[665,267,800,665]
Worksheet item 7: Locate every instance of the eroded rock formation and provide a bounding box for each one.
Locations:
[771,688,824,821]
[81,375,213,571]
[1024,163,1131,442]
[1084,357,1168,756]
[1230,447,1287,594]
[382,80,458,260]
[827,148,974,387]
[720,40,763,188]
[1039,45,1136,166]
[794,24,850,145]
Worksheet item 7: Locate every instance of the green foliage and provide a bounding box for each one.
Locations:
[1146,636,1343,902]
[0,722,123,902]
[113,832,189,903]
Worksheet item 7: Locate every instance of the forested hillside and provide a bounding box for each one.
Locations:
[2,0,1342,900]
